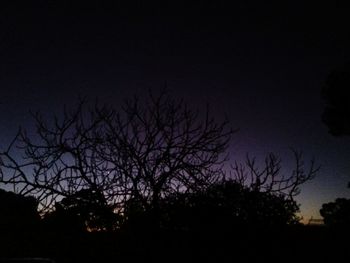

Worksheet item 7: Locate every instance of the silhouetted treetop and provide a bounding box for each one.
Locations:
[43,188,120,232]
[0,188,40,232]
[322,67,350,136]
[320,198,350,227]
[124,179,301,231]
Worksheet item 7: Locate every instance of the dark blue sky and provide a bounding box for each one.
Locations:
[1,1,350,221]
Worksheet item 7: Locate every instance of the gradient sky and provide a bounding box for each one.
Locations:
[1,1,350,221]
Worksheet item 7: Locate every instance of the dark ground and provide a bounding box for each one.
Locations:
[0,225,347,263]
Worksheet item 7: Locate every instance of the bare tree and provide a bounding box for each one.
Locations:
[98,92,233,214]
[0,91,318,229]
[0,101,126,212]
[231,149,319,200]
[0,92,233,215]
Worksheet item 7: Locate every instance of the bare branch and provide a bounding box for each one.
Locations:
[0,92,233,215]
[230,150,319,200]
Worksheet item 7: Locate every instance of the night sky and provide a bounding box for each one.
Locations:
[1,1,350,221]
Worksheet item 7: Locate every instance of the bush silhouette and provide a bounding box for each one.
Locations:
[123,180,300,232]
[320,198,350,227]
[43,188,120,232]
[0,189,40,233]
[322,67,350,136]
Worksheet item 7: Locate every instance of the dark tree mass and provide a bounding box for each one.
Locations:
[0,188,40,232]
[320,198,350,227]
[43,188,119,232]
[322,67,350,136]
[155,180,301,229]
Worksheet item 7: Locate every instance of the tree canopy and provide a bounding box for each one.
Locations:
[320,198,350,227]
[322,67,350,136]
[43,188,120,232]
[156,180,301,230]
[0,188,40,232]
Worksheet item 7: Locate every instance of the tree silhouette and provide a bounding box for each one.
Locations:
[0,91,232,221]
[101,92,233,222]
[156,180,301,231]
[0,91,318,232]
[43,188,120,232]
[320,198,350,227]
[0,101,119,213]
[231,151,318,199]
[0,189,40,232]
[322,67,350,136]
[125,151,317,231]
[321,67,350,196]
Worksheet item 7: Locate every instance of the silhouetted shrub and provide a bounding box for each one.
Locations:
[320,198,350,227]
[123,180,300,232]
[178,181,298,228]
[322,68,350,136]
[43,188,120,232]
[0,189,40,233]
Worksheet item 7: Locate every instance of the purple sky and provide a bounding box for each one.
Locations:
[1,1,350,221]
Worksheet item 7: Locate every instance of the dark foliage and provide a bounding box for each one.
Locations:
[189,180,297,227]
[100,151,317,231]
[43,188,120,232]
[322,68,350,136]
[320,198,350,227]
[0,189,39,233]
[123,180,300,232]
